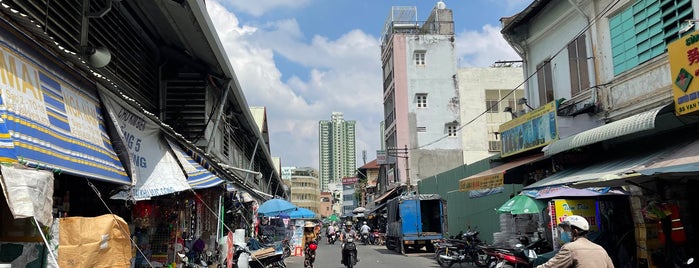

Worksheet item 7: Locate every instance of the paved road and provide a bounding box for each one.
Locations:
[284,241,474,268]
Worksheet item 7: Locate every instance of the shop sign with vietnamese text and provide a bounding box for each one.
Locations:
[669,29,699,115]
[499,101,558,157]
[459,173,504,191]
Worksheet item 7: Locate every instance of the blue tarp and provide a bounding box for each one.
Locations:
[0,43,129,184]
[167,139,224,189]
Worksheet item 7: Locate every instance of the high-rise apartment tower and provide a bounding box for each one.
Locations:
[318,112,356,191]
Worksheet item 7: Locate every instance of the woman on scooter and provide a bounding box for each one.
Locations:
[303,221,318,268]
[536,215,614,268]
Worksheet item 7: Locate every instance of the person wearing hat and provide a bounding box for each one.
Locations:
[536,215,614,268]
[303,221,318,268]
[340,220,359,265]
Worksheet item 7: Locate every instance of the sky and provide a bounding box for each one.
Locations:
[205,0,530,169]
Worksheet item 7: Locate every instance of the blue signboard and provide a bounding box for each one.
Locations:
[0,43,129,184]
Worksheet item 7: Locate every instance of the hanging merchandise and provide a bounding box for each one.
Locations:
[644,202,686,244]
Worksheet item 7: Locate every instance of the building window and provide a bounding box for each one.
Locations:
[485,100,499,113]
[568,34,590,96]
[609,0,693,75]
[488,140,502,152]
[414,51,426,66]
[446,124,458,137]
[536,60,554,105]
[416,93,428,108]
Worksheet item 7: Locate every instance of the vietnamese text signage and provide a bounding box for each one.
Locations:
[0,43,129,184]
[499,101,558,157]
[669,30,699,115]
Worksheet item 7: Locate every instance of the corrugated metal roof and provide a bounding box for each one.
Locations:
[544,105,665,156]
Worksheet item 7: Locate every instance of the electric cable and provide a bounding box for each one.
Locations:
[412,0,624,151]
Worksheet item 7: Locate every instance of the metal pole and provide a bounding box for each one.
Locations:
[404,145,410,193]
[244,139,260,184]
[206,79,233,154]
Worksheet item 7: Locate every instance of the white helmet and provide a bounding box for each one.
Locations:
[559,215,589,231]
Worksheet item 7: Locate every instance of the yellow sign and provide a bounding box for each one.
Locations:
[499,101,558,157]
[459,173,504,191]
[552,199,598,231]
[669,29,699,115]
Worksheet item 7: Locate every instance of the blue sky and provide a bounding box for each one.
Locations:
[206,0,529,169]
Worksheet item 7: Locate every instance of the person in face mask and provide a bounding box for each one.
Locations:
[537,215,614,268]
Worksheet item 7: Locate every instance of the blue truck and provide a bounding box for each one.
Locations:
[385,194,446,254]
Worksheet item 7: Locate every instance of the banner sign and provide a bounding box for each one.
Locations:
[459,174,504,192]
[669,29,699,115]
[342,177,359,185]
[499,101,558,157]
[552,199,598,231]
[100,89,190,200]
[0,44,129,184]
[376,150,387,165]
[166,138,224,189]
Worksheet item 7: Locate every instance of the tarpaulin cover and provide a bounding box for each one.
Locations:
[100,89,191,200]
[58,214,132,268]
[0,165,54,226]
[0,43,129,184]
[166,139,224,189]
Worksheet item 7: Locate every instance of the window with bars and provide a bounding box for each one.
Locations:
[568,34,590,96]
[609,0,693,75]
[415,51,426,65]
[416,93,428,108]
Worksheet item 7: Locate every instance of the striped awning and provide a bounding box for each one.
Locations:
[166,139,224,189]
[544,105,664,156]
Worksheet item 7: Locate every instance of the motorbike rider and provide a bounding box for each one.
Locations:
[303,221,318,268]
[327,224,336,243]
[359,221,371,244]
[339,220,358,265]
[536,215,614,268]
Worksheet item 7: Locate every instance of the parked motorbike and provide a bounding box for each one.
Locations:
[482,236,550,268]
[370,229,380,245]
[342,237,359,268]
[437,230,488,267]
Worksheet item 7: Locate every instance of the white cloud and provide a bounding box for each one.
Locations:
[207,1,383,168]
[219,0,311,17]
[454,24,522,67]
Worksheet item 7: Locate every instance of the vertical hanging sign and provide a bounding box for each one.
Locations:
[100,89,190,200]
[669,29,699,115]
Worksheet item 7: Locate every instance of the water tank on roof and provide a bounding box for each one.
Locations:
[436,1,446,9]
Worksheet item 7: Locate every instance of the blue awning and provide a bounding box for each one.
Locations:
[0,44,129,184]
[166,139,224,189]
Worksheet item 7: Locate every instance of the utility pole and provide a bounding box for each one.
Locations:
[388,146,410,193]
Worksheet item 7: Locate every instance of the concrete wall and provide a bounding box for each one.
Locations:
[458,67,524,164]
[509,0,693,122]
[418,155,522,242]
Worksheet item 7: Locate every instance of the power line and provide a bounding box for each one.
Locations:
[411,0,623,151]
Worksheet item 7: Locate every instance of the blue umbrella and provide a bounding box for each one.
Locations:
[257,198,297,216]
[289,208,317,219]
